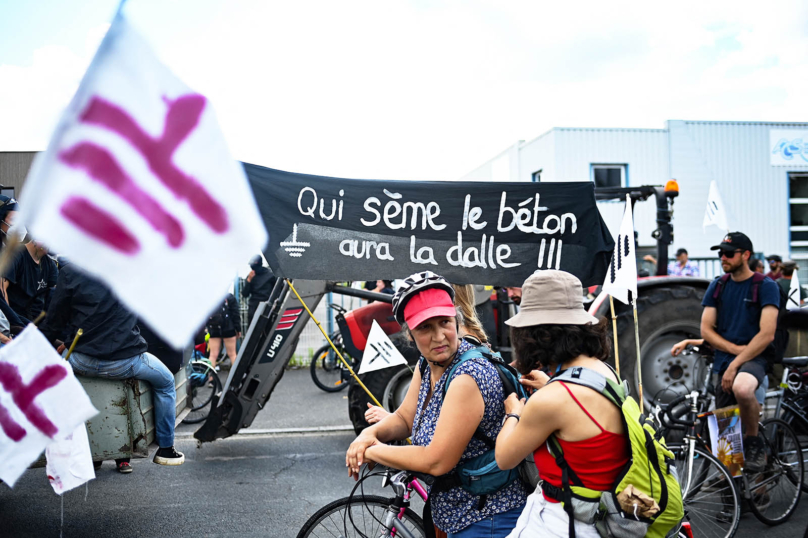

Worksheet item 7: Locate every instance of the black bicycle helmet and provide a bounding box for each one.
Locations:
[392,271,455,325]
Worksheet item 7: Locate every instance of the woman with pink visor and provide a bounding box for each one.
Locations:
[346,271,527,537]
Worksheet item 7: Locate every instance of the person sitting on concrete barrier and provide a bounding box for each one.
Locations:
[41,259,184,469]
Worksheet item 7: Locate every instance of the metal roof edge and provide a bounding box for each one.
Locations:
[677,120,808,127]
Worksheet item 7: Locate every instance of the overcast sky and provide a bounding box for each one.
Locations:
[1,0,806,181]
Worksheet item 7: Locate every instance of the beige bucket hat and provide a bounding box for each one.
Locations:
[505,270,598,327]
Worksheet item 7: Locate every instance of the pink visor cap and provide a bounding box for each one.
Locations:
[403,288,457,328]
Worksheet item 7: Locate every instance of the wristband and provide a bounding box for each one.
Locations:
[504,413,520,424]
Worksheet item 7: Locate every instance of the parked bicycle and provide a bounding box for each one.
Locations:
[762,356,808,492]
[657,380,803,535]
[297,467,430,538]
[182,348,223,424]
[310,304,358,393]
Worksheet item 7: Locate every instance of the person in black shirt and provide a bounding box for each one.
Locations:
[241,255,276,326]
[40,260,184,468]
[1,241,58,321]
[0,195,30,333]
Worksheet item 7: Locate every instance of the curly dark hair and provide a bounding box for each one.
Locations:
[510,318,611,375]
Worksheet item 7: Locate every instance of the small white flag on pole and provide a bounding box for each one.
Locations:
[788,271,803,311]
[703,180,730,233]
[18,12,267,348]
[602,194,638,305]
[358,321,408,375]
[0,326,98,488]
[46,423,96,495]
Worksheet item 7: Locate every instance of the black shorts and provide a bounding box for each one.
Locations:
[208,327,237,339]
[714,358,767,408]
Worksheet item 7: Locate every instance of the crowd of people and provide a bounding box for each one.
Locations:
[344,230,791,537]
[0,195,279,474]
[347,269,635,538]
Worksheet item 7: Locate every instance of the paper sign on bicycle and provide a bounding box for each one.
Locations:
[707,405,745,477]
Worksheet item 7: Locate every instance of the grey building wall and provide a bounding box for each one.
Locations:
[0,152,36,196]
[460,121,808,263]
[667,120,807,259]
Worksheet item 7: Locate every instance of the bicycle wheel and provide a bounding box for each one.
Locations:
[746,418,803,525]
[671,443,740,538]
[310,344,350,393]
[780,404,808,493]
[182,364,222,424]
[297,495,425,538]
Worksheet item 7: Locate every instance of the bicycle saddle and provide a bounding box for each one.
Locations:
[781,356,808,367]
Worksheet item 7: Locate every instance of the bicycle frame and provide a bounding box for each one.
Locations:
[377,470,429,538]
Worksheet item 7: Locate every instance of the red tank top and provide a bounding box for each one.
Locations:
[534,381,630,503]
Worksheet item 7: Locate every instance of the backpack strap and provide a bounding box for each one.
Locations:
[750,272,766,304]
[712,273,731,301]
[442,346,486,397]
[548,366,626,408]
[442,346,502,448]
[547,435,585,538]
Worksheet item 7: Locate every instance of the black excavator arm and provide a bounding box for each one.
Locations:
[194,280,391,443]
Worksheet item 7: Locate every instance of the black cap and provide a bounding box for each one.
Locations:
[710,232,754,253]
[675,248,688,257]
[0,195,18,220]
[766,254,782,262]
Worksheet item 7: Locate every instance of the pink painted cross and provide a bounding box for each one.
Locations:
[58,94,230,254]
[0,363,67,441]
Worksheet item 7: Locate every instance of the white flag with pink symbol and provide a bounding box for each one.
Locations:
[0,326,97,488]
[19,14,267,348]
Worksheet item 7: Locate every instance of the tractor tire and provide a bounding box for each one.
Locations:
[348,335,420,434]
[612,285,705,409]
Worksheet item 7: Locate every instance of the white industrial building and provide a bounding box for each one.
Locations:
[461,120,808,278]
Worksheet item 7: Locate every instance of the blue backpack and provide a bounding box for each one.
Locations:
[425,342,535,506]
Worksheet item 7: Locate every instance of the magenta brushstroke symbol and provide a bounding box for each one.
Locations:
[57,93,230,254]
[0,363,68,441]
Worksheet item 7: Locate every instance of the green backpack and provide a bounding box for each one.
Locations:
[544,366,684,538]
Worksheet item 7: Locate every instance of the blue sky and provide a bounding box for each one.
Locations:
[0,0,806,180]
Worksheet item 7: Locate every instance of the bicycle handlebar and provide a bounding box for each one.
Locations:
[327,303,348,314]
[656,393,697,428]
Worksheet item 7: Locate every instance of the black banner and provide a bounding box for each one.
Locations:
[244,163,614,288]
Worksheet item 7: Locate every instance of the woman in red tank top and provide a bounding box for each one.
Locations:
[493,270,630,538]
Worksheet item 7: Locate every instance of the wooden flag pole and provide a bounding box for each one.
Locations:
[609,296,621,378]
[64,329,83,361]
[630,291,643,405]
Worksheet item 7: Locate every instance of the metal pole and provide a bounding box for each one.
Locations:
[609,296,621,378]
[631,291,643,405]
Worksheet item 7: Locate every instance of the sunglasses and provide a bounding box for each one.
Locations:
[718,249,743,259]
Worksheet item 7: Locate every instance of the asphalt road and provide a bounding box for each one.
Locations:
[2,368,807,537]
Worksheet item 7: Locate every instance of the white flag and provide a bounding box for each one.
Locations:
[703,180,730,232]
[788,272,803,312]
[0,326,97,487]
[602,194,637,305]
[358,320,408,375]
[46,423,95,495]
[19,13,267,348]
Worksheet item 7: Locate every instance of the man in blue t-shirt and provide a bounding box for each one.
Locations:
[701,232,779,472]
